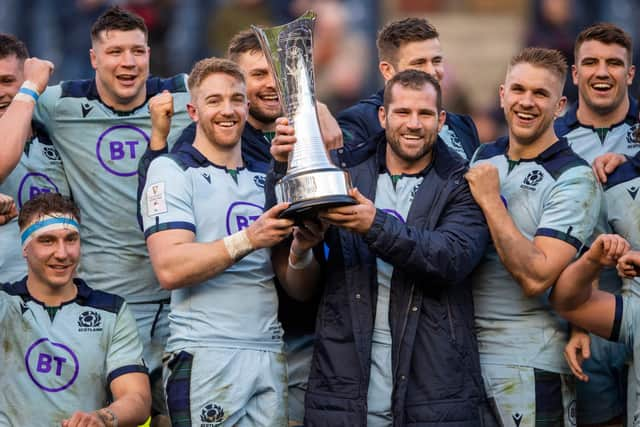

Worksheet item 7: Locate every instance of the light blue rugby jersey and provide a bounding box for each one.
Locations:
[603,161,640,297]
[141,144,282,352]
[470,137,601,373]
[555,98,640,164]
[0,278,146,426]
[32,77,191,303]
[0,137,69,282]
[556,100,640,293]
[367,168,424,423]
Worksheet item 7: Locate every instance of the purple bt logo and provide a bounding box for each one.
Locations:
[226,201,264,235]
[96,124,149,177]
[25,338,79,392]
[17,173,59,208]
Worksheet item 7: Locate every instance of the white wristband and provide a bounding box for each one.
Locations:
[288,248,313,270]
[223,229,253,261]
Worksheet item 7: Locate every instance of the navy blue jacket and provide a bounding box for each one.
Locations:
[269,135,496,426]
[335,89,480,167]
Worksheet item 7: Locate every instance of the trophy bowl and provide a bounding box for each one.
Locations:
[252,11,355,219]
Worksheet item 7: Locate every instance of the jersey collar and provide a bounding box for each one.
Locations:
[8,277,91,304]
[564,95,639,129]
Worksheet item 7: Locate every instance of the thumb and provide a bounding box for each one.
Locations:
[350,187,368,203]
[265,202,290,218]
[582,340,591,360]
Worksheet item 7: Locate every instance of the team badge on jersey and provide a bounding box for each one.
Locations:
[627,123,640,148]
[147,182,168,216]
[78,311,102,331]
[521,170,544,191]
[200,402,224,426]
[41,145,61,161]
[253,175,265,189]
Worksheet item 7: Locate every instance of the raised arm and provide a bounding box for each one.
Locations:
[0,58,53,182]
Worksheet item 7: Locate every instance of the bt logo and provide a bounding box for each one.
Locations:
[225,201,264,235]
[17,173,59,208]
[25,338,79,392]
[96,125,150,177]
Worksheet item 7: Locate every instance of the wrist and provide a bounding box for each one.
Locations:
[289,247,313,270]
[14,80,40,104]
[223,229,254,261]
[95,408,118,427]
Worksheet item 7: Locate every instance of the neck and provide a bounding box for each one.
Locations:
[247,116,276,132]
[26,276,77,307]
[576,94,629,128]
[385,147,432,175]
[193,130,243,169]
[508,128,558,160]
[95,79,146,112]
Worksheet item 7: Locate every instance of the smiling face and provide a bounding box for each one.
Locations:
[188,72,248,150]
[379,82,445,172]
[90,29,149,111]
[0,54,23,117]
[573,39,635,117]
[235,49,281,130]
[23,225,80,291]
[501,62,566,147]
[380,38,445,83]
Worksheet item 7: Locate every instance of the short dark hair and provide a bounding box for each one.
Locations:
[90,6,148,43]
[575,22,633,64]
[377,18,439,65]
[227,30,263,62]
[383,69,442,112]
[509,47,568,84]
[18,193,81,230]
[0,33,29,61]
[188,57,245,91]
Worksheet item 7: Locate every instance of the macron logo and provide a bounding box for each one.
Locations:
[81,103,93,118]
[627,186,638,200]
[202,173,211,184]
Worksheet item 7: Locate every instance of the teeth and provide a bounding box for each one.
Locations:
[0,103,8,108]
[217,121,235,127]
[593,83,612,90]
[403,135,421,140]
[516,112,535,119]
[261,95,278,101]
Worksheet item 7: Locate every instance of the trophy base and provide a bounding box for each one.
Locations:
[276,168,356,220]
[280,194,356,219]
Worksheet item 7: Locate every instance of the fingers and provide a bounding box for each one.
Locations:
[564,334,590,382]
[272,117,296,163]
[23,57,55,93]
[592,153,626,183]
[617,251,640,278]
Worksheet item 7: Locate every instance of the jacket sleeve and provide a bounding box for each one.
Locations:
[362,177,488,284]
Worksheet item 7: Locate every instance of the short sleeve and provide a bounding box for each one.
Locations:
[535,166,601,251]
[140,155,195,238]
[106,301,147,384]
[32,85,61,133]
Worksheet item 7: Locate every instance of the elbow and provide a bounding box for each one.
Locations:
[156,268,182,291]
[520,277,553,298]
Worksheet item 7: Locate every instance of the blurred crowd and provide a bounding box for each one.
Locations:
[3,0,640,141]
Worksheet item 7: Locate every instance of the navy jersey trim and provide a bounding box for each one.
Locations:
[555,96,639,136]
[471,136,508,162]
[107,364,149,385]
[78,281,125,314]
[602,161,640,190]
[535,227,582,251]
[610,294,623,342]
[144,221,196,239]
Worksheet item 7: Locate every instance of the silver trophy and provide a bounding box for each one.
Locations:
[252,11,354,219]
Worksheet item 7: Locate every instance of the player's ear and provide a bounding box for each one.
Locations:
[89,49,97,70]
[187,103,198,122]
[379,61,395,82]
[378,105,387,130]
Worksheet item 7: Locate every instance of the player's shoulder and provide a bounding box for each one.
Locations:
[537,137,591,181]
[75,278,125,315]
[152,144,208,173]
[470,136,508,163]
[603,160,640,191]
[146,74,189,96]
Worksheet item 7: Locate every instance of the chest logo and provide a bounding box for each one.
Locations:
[42,145,61,161]
[17,172,60,209]
[96,124,150,177]
[627,186,639,200]
[626,123,640,147]
[78,311,102,331]
[200,402,224,426]
[226,201,264,235]
[254,175,266,189]
[202,173,211,184]
[521,169,544,190]
[25,338,79,392]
